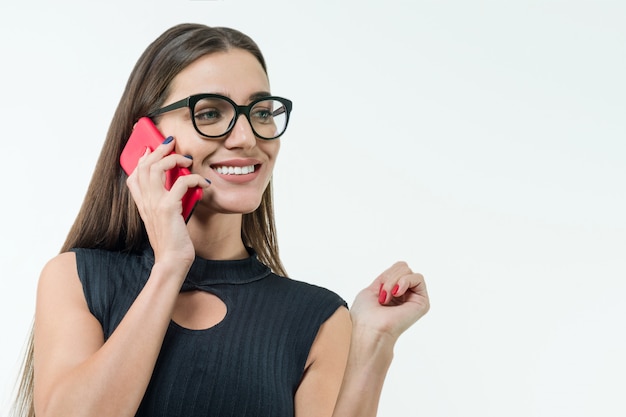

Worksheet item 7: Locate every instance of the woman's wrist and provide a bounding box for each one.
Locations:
[349,322,395,370]
[149,259,191,289]
[332,324,395,417]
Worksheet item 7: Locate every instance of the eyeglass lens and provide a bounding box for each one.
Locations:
[193,97,288,139]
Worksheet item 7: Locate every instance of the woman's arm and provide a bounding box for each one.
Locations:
[333,261,430,417]
[295,262,429,417]
[294,307,352,416]
[34,139,211,417]
[33,252,188,417]
[330,325,395,417]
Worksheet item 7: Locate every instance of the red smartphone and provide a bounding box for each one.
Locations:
[120,117,203,222]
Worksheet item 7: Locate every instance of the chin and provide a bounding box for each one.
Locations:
[205,195,264,215]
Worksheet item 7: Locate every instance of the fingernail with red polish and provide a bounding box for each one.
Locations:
[378,288,387,304]
[392,284,399,296]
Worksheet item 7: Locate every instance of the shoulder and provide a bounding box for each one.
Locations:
[37,252,84,312]
[55,248,151,336]
[258,274,349,341]
[67,247,152,300]
[69,247,150,285]
[308,305,351,362]
[267,273,348,310]
[37,249,125,299]
[38,251,78,287]
[70,247,143,266]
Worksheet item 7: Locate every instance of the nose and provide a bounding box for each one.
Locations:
[223,114,256,150]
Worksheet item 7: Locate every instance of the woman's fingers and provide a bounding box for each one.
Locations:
[126,137,176,192]
[134,135,176,169]
[376,262,430,325]
[377,262,426,304]
[127,138,209,208]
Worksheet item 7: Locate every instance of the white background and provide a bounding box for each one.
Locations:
[1,1,625,416]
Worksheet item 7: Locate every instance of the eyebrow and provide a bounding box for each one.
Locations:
[200,90,272,104]
[248,91,273,101]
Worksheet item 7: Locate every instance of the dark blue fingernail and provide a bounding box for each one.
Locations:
[184,154,193,159]
[205,178,212,184]
[162,136,174,144]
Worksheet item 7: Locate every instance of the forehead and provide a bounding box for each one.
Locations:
[168,49,270,101]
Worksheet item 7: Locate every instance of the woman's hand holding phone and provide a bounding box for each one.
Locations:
[121,117,204,222]
[121,118,211,268]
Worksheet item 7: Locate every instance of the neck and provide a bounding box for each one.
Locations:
[186,212,248,260]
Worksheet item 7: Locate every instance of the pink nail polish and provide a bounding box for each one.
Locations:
[392,284,399,296]
[378,289,387,304]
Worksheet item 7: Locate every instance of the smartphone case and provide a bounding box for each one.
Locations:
[120,117,203,221]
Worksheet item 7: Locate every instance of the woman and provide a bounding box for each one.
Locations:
[14,23,429,417]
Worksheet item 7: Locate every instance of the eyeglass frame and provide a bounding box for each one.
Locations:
[147,93,293,140]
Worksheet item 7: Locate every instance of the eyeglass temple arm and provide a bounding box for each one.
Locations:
[272,106,286,117]
[147,98,190,118]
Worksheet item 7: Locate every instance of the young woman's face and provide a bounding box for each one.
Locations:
[155,49,280,216]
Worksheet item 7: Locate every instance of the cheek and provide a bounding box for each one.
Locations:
[164,127,218,159]
[155,116,184,137]
[262,143,280,182]
[155,118,197,145]
[263,141,281,162]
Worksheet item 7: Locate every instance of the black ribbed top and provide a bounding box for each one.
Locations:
[71,247,347,417]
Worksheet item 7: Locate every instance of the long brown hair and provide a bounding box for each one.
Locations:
[11,23,287,417]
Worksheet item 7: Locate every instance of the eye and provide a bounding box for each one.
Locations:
[250,104,273,124]
[194,97,234,125]
[194,108,222,124]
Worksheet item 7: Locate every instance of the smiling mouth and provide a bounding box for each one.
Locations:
[214,164,257,175]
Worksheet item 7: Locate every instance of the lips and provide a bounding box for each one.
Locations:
[210,159,262,182]
[214,164,256,175]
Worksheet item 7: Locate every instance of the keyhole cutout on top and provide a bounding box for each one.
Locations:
[172,290,227,330]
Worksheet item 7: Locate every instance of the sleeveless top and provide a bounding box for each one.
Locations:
[71,247,347,417]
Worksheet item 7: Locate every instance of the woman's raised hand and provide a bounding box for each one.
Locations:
[350,262,430,343]
[330,262,429,417]
[125,137,211,266]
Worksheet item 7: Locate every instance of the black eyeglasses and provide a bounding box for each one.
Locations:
[147,94,293,140]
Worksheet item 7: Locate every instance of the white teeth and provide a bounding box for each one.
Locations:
[215,165,255,175]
